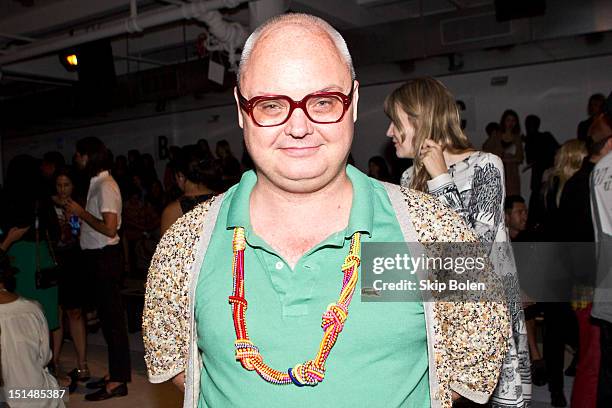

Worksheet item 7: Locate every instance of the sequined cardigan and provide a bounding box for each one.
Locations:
[143,183,510,408]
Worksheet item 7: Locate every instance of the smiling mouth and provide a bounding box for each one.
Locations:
[280,145,322,157]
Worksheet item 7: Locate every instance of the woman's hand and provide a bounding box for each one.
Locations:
[64,198,85,218]
[420,139,448,179]
[1,226,30,251]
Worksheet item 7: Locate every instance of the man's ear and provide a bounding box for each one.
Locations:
[352,80,360,123]
[234,87,244,129]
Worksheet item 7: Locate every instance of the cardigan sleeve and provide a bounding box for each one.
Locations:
[142,201,210,383]
[403,188,510,407]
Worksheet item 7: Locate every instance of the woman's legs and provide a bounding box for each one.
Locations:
[65,307,88,371]
[52,307,64,368]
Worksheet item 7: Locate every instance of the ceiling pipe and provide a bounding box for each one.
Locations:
[114,54,168,66]
[0,0,250,67]
[0,32,36,42]
[192,0,286,70]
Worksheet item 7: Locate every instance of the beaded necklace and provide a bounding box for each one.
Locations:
[228,227,361,386]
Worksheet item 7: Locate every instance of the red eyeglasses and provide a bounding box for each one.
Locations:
[237,80,355,127]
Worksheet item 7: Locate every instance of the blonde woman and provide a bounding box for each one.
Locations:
[542,139,588,214]
[539,139,586,406]
[385,77,531,407]
[499,109,525,196]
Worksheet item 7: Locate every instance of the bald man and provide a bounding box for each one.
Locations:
[143,13,509,408]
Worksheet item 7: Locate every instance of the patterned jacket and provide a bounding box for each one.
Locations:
[143,183,510,408]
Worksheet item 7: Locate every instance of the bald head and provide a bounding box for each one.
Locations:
[237,13,355,87]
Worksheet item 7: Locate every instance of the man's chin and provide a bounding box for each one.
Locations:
[270,167,335,192]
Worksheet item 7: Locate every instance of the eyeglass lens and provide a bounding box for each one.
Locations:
[252,95,345,126]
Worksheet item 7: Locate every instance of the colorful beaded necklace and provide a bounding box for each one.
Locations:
[228,227,361,387]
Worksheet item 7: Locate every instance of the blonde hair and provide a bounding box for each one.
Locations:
[545,139,587,206]
[238,13,355,86]
[384,77,473,192]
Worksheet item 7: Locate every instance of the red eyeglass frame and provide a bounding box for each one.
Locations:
[236,80,356,127]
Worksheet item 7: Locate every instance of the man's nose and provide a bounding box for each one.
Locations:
[284,107,314,138]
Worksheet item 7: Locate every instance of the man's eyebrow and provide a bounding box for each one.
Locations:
[251,84,347,96]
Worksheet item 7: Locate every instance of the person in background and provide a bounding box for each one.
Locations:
[65,137,131,401]
[542,140,588,240]
[536,139,588,406]
[504,195,549,391]
[560,112,612,408]
[482,122,503,158]
[577,93,605,142]
[499,109,525,197]
[0,226,31,282]
[505,195,528,241]
[122,184,160,279]
[588,105,612,408]
[162,146,182,200]
[112,155,131,200]
[2,155,60,364]
[197,138,215,163]
[147,180,166,216]
[41,152,66,199]
[215,139,241,190]
[524,115,559,227]
[367,156,392,182]
[140,153,159,193]
[160,145,219,235]
[1,230,66,408]
[49,168,89,391]
[127,149,142,178]
[385,77,530,407]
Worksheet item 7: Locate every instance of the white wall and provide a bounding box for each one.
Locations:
[2,104,243,181]
[353,54,612,197]
[3,54,611,198]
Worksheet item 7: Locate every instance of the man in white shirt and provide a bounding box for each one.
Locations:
[66,137,130,401]
[589,109,612,408]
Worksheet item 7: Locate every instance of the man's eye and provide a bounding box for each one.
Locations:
[259,102,284,112]
[310,97,339,112]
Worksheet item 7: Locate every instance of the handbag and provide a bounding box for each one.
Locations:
[35,214,60,290]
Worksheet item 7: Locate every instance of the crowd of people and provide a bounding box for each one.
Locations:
[0,11,610,408]
[366,80,610,407]
[0,137,248,404]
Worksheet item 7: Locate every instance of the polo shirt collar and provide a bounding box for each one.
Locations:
[226,170,257,230]
[226,165,374,239]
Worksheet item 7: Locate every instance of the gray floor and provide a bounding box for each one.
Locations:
[58,331,182,408]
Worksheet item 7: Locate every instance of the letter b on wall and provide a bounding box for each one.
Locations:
[158,135,169,160]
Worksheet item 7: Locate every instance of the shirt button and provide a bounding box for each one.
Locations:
[275,261,284,270]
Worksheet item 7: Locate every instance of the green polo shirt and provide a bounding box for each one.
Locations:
[195,165,429,407]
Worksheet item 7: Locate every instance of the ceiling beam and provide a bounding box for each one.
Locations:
[446,0,465,9]
[0,0,134,37]
[0,32,36,42]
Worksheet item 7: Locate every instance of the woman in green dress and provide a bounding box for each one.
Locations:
[3,154,59,332]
